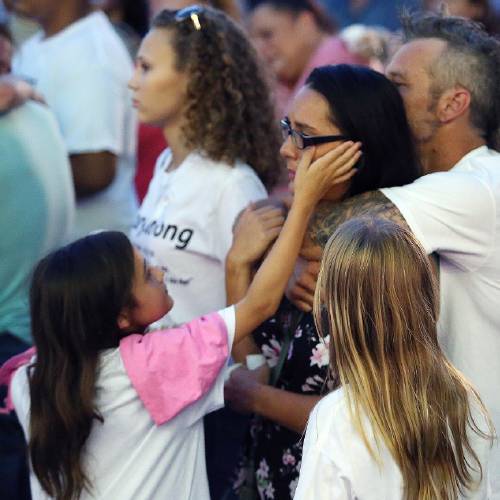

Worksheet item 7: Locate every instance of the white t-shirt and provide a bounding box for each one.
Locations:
[381,145,500,497]
[13,11,138,241]
[295,388,491,500]
[11,307,235,500]
[131,149,267,326]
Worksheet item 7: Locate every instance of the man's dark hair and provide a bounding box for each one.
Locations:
[401,11,500,148]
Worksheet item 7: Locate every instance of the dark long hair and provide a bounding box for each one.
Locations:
[306,65,421,195]
[151,7,283,190]
[28,231,136,500]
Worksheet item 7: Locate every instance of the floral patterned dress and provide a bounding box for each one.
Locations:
[233,298,332,500]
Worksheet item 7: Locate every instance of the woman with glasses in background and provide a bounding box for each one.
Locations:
[224,64,422,500]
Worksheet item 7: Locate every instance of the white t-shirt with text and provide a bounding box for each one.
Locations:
[131,149,267,326]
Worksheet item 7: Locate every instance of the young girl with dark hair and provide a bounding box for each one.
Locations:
[225,64,421,499]
[295,217,494,499]
[0,146,358,500]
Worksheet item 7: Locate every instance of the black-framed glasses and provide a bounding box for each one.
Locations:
[174,5,204,30]
[280,118,349,150]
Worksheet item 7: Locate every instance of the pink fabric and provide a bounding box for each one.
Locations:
[119,312,229,426]
[0,347,36,414]
[275,36,368,116]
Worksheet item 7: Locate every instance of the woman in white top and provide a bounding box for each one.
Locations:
[295,217,495,500]
[128,6,282,327]
[128,7,283,496]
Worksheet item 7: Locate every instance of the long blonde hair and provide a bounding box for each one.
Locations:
[313,217,494,499]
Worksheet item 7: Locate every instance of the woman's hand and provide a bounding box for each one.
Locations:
[285,237,322,312]
[224,365,269,414]
[293,142,361,209]
[228,203,285,267]
[286,256,321,312]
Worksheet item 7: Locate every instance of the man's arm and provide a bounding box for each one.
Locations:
[308,190,410,247]
[70,152,117,198]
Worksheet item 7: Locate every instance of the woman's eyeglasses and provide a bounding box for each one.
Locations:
[280,118,349,150]
[174,5,204,30]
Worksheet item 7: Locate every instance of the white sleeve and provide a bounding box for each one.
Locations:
[10,366,31,440]
[53,66,131,155]
[294,402,354,500]
[179,306,236,428]
[381,171,496,271]
[213,167,267,261]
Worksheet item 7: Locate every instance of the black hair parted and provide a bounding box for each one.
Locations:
[306,64,421,196]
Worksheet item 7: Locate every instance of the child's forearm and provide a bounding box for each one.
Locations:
[226,258,262,362]
[234,199,314,343]
[225,256,252,306]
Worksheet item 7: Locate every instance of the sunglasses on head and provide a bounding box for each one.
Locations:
[174,5,205,30]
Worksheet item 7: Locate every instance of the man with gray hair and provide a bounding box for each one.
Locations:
[295,12,500,496]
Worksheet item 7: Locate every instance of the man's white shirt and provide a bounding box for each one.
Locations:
[381,145,500,497]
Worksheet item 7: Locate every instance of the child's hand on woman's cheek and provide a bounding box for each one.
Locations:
[293,142,362,207]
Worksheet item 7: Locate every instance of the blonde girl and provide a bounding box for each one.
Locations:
[295,217,495,500]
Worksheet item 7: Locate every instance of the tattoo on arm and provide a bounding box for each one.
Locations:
[308,191,410,247]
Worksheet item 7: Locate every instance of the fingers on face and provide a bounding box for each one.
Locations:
[319,142,361,185]
[297,146,316,171]
[322,141,361,166]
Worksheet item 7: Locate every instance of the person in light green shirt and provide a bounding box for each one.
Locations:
[0,100,75,348]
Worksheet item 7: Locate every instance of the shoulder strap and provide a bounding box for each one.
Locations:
[270,310,304,386]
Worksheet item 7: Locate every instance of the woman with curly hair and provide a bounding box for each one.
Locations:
[128,7,283,496]
[129,6,282,328]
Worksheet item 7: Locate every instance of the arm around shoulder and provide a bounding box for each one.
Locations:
[70,152,117,198]
[308,190,409,248]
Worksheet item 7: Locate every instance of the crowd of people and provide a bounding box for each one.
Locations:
[0,1,499,500]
